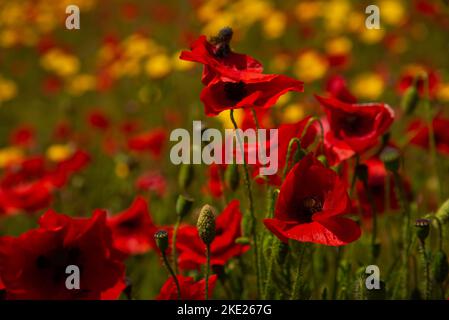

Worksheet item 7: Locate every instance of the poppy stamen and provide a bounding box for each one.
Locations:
[224,81,247,102]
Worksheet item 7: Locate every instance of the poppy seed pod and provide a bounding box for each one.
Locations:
[178,163,194,190]
[401,85,420,116]
[380,147,401,172]
[225,163,240,191]
[154,230,169,253]
[415,218,430,242]
[432,250,449,283]
[197,204,216,245]
[176,194,194,219]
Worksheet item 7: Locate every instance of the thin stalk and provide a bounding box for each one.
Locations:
[162,252,181,300]
[172,217,181,275]
[362,179,378,261]
[205,244,211,300]
[290,244,306,300]
[229,109,261,297]
[417,239,431,299]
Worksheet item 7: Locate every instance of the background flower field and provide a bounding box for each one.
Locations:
[0,0,449,300]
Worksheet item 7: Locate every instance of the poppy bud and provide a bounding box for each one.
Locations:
[176,194,194,219]
[225,163,240,191]
[380,147,400,172]
[154,230,169,253]
[292,147,307,164]
[415,219,430,242]
[401,85,420,116]
[197,204,216,245]
[432,250,449,283]
[178,163,194,190]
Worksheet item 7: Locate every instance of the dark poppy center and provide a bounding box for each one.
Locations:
[35,247,82,284]
[298,196,323,222]
[118,218,141,231]
[224,81,247,102]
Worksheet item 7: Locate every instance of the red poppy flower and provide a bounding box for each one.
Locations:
[88,110,111,131]
[107,196,158,255]
[408,116,449,155]
[315,117,355,166]
[156,275,217,300]
[179,35,263,85]
[0,150,89,215]
[200,73,304,116]
[0,209,126,299]
[264,154,361,246]
[397,68,440,98]
[136,171,167,197]
[127,128,167,157]
[354,157,412,219]
[325,75,357,104]
[176,200,249,270]
[9,125,35,148]
[315,95,394,154]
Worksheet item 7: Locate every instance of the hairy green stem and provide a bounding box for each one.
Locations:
[172,217,181,275]
[417,239,431,299]
[162,252,181,300]
[229,109,261,297]
[205,244,211,300]
[290,244,306,300]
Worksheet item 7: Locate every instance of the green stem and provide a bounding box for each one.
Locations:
[162,252,181,300]
[251,108,260,129]
[290,244,306,300]
[205,244,211,300]
[362,179,378,261]
[417,239,431,299]
[423,73,442,201]
[172,217,181,275]
[229,109,261,297]
[331,247,342,299]
[282,138,301,179]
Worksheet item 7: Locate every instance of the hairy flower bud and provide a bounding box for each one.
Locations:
[197,204,216,245]
[401,85,420,116]
[178,163,194,190]
[176,194,194,219]
[415,218,430,242]
[432,250,449,283]
[380,147,400,172]
[154,230,169,253]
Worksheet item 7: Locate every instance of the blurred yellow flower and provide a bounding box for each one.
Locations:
[270,53,291,73]
[115,161,130,179]
[324,0,351,32]
[0,76,18,102]
[437,83,449,102]
[46,144,73,162]
[351,73,384,100]
[145,54,172,79]
[67,74,95,96]
[380,0,405,26]
[263,11,286,39]
[325,37,352,56]
[359,28,386,44]
[295,2,323,22]
[282,103,305,123]
[275,92,292,108]
[0,147,23,168]
[41,49,80,77]
[294,50,328,83]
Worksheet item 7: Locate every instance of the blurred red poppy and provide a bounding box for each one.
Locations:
[0,210,126,299]
[88,110,111,131]
[156,275,217,300]
[127,128,167,157]
[0,150,89,215]
[136,171,167,196]
[176,200,249,270]
[408,116,449,155]
[315,95,394,154]
[108,197,158,255]
[9,125,35,148]
[264,154,361,246]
